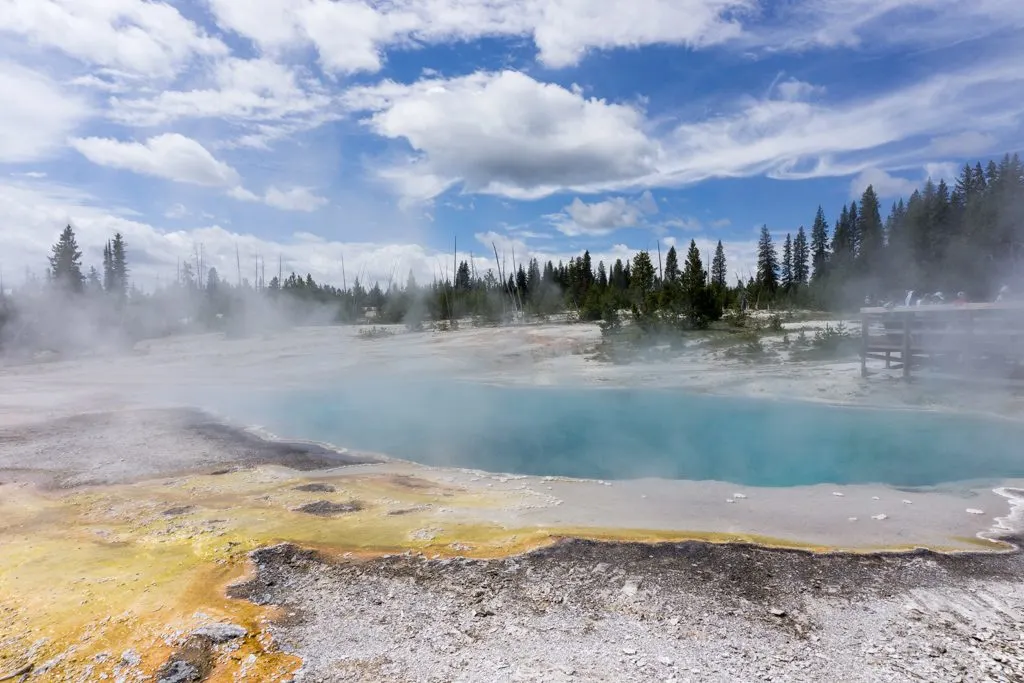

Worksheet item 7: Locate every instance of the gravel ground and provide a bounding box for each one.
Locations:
[234,541,1024,683]
[0,408,380,487]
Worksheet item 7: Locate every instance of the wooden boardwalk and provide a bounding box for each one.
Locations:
[859,302,1024,381]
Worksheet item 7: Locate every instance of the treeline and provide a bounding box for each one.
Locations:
[2,153,1021,353]
[784,153,1024,309]
[257,238,729,330]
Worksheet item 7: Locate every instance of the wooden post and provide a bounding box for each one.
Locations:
[861,314,868,378]
[902,311,912,380]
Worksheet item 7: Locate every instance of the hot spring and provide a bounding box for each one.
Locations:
[214,378,1024,488]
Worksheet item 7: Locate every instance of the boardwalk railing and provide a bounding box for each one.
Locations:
[859,302,1024,382]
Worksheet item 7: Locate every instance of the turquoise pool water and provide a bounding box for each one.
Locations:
[222,379,1024,487]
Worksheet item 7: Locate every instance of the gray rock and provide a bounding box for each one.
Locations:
[194,623,247,643]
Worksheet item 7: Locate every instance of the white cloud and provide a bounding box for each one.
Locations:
[204,0,749,74]
[527,0,749,68]
[552,191,659,236]
[711,218,732,228]
[745,0,1024,53]
[774,78,824,102]
[0,62,89,163]
[264,187,329,212]
[343,70,659,201]
[70,134,242,188]
[923,162,959,183]
[928,131,997,156]
[0,0,227,78]
[165,203,189,219]
[229,186,329,212]
[849,168,918,199]
[341,57,1024,202]
[659,58,1024,187]
[109,57,336,146]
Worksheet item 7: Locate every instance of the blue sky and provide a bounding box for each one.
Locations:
[1,0,1023,289]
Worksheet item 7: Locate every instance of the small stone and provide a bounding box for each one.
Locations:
[621,580,640,596]
[831,492,844,497]
[726,499,735,504]
[902,499,913,505]
[733,493,747,499]
[194,623,247,643]
[871,513,888,520]
[848,517,858,522]
[667,617,681,626]
[623,647,638,655]
[770,608,786,617]
[872,496,880,500]
[658,656,674,666]
[966,508,985,515]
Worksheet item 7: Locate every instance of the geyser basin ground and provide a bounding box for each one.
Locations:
[3,324,1024,681]
[222,378,1024,488]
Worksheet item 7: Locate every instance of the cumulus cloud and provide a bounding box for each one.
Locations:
[203,0,748,74]
[0,62,89,163]
[849,168,919,199]
[552,191,659,236]
[70,134,242,188]
[0,0,226,78]
[340,57,1024,202]
[343,70,659,201]
[773,78,824,102]
[229,186,329,212]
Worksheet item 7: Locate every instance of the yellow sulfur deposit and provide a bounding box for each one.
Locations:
[0,466,997,680]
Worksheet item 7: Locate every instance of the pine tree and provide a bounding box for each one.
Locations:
[49,225,84,293]
[630,251,656,312]
[682,239,706,296]
[527,258,542,293]
[111,232,128,299]
[810,206,830,281]
[847,201,860,258]
[611,259,626,291]
[832,205,852,273]
[711,241,727,289]
[781,233,793,290]
[756,225,779,293]
[682,239,719,326]
[596,261,608,289]
[857,186,884,277]
[102,241,114,292]
[455,261,472,291]
[86,266,102,294]
[515,264,528,295]
[793,227,809,285]
[663,246,680,283]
